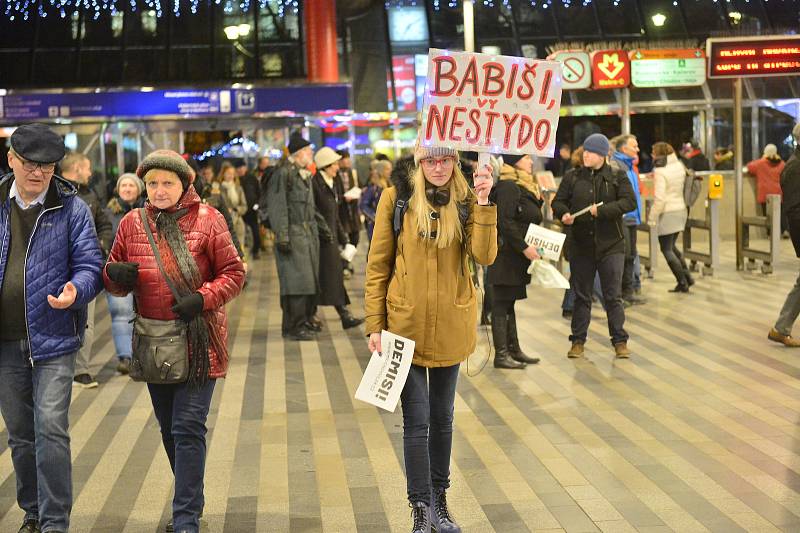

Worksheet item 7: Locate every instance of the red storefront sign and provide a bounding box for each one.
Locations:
[591,50,630,89]
[387,55,417,112]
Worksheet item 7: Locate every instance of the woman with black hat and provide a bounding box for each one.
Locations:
[487,153,543,369]
[103,149,245,533]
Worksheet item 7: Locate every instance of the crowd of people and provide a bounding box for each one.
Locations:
[2,118,799,533]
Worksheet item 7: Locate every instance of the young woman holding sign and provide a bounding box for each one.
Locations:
[364,142,497,533]
[487,153,544,369]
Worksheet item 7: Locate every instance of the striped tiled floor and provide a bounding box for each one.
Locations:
[1,238,799,532]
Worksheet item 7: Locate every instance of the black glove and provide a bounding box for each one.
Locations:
[277,241,292,254]
[171,292,205,322]
[106,262,139,288]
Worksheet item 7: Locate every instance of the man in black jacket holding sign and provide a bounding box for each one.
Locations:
[552,134,637,360]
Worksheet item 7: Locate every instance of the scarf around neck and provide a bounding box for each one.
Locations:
[151,207,212,388]
[500,164,541,199]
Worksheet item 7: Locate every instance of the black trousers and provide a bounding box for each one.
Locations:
[243,211,262,256]
[622,224,637,298]
[280,295,314,334]
[569,251,628,345]
[349,230,360,247]
[658,233,688,286]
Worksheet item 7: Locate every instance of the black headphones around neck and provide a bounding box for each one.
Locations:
[425,184,451,207]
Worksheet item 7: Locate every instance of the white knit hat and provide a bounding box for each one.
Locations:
[116,172,144,195]
[414,137,458,165]
[763,144,778,158]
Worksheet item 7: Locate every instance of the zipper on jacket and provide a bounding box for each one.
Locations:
[23,204,64,366]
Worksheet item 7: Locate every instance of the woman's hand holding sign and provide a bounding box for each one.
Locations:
[368,332,382,354]
[473,164,493,205]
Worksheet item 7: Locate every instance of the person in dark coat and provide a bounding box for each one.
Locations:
[769,123,800,347]
[336,150,362,251]
[60,152,114,389]
[680,141,711,172]
[312,148,364,330]
[552,134,637,360]
[236,159,263,260]
[488,153,543,369]
[266,132,321,341]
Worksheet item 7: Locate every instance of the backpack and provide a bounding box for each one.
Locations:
[683,167,702,208]
[392,188,470,240]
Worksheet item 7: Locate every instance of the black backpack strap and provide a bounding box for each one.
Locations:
[393,190,411,239]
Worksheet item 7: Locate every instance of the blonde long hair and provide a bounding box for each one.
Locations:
[409,163,473,249]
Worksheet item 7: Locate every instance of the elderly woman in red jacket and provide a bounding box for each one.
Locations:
[103,150,245,533]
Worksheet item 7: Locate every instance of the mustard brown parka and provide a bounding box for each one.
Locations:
[364,176,498,368]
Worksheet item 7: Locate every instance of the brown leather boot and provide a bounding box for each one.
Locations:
[567,342,584,358]
[614,342,631,358]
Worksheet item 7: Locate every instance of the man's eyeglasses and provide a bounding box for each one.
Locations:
[16,156,56,174]
[421,157,456,169]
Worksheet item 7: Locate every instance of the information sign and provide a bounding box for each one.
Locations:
[590,50,630,89]
[707,35,800,78]
[0,85,350,121]
[630,49,706,88]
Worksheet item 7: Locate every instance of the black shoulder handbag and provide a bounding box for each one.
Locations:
[129,208,190,384]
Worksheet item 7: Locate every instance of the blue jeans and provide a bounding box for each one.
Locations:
[400,363,460,504]
[105,293,134,359]
[148,380,216,533]
[0,340,75,533]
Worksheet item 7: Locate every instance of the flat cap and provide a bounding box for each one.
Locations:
[10,123,66,164]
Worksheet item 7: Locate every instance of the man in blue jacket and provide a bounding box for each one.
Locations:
[0,123,103,533]
[610,134,646,306]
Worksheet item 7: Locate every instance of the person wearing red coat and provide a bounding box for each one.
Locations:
[103,150,245,533]
[746,144,786,235]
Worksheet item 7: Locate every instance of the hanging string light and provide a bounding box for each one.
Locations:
[2,0,296,20]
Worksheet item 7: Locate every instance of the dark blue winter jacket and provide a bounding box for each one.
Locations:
[0,174,104,361]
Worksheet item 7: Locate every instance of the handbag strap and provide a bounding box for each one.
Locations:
[139,208,182,301]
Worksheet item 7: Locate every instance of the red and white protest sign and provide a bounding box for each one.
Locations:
[420,48,563,158]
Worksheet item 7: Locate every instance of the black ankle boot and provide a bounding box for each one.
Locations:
[410,501,431,533]
[431,488,461,533]
[507,311,539,365]
[492,314,526,369]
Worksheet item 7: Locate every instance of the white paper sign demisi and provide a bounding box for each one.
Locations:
[524,224,567,261]
[355,330,415,412]
[420,48,563,157]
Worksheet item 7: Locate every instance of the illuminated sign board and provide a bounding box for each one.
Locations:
[630,49,706,88]
[707,35,800,78]
[590,50,630,89]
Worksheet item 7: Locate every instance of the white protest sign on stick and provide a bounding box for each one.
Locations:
[355,330,415,412]
[524,224,566,262]
[420,48,563,168]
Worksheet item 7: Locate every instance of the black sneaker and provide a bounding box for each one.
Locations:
[73,373,98,389]
[289,328,316,341]
[17,518,40,533]
[116,358,131,375]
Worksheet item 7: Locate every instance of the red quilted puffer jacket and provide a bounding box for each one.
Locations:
[103,187,246,378]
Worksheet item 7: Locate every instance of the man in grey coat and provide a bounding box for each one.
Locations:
[266,132,320,341]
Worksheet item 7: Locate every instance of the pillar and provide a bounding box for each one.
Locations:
[304,0,339,83]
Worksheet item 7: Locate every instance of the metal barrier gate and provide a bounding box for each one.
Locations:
[741,193,781,275]
[637,197,659,278]
[683,197,721,276]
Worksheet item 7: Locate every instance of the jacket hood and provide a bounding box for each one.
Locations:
[390,156,416,198]
[0,173,78,207]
